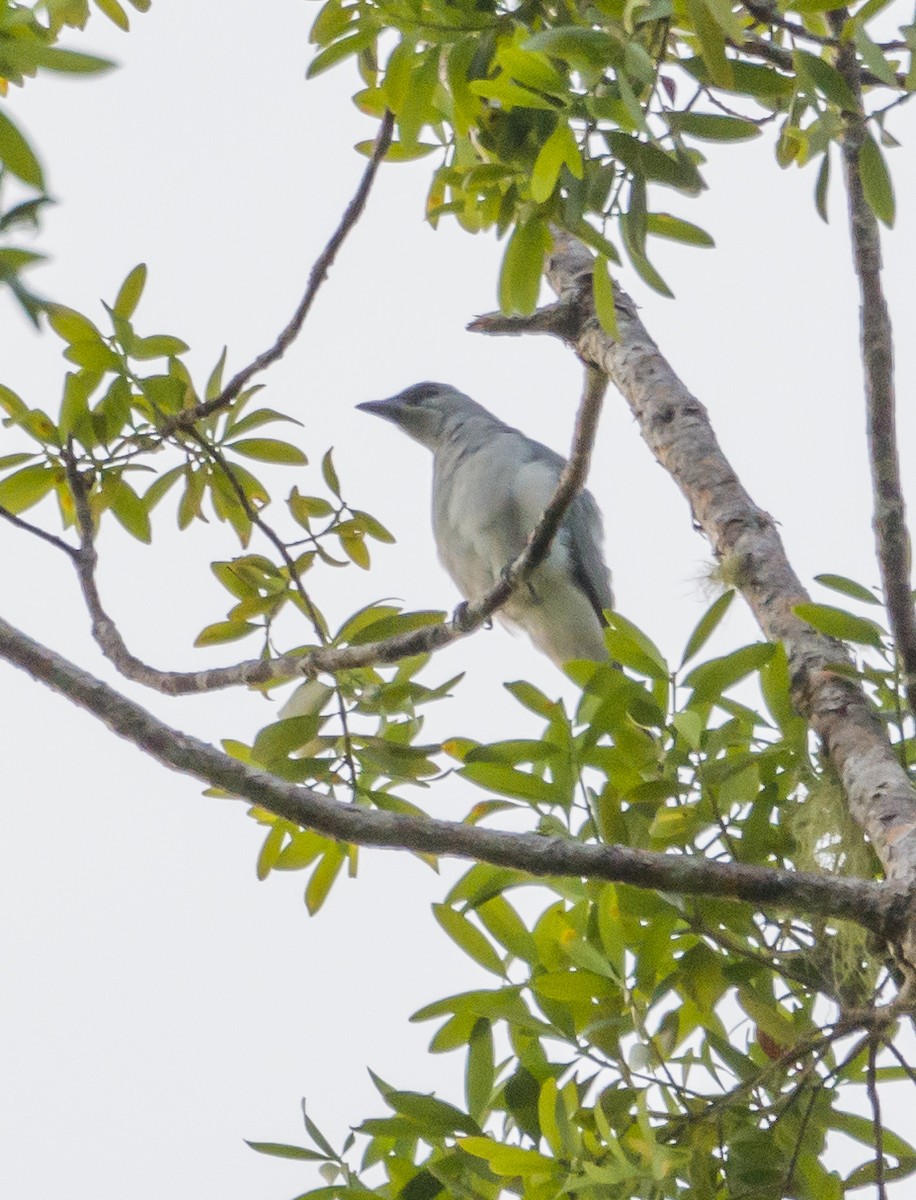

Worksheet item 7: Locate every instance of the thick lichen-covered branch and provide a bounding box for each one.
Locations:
[472,234,916,906]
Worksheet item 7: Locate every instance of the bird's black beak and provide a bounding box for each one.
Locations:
[356,397,404,422]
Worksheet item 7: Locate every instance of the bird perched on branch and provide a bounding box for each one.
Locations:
[357,382,613,669]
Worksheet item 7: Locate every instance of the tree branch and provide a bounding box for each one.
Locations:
[832,26,916,720]
[0,502,78,559]
[471,231,916,914]
[171,110,395,431]
[0,611,907,936]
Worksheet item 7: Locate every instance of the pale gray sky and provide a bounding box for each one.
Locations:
[2,2,915,1196]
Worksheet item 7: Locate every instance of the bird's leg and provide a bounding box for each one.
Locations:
[452,601,494,632]
[499,563,540,605]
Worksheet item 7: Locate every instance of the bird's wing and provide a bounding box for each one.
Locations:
[506,439,614,625]
[564,490,614,625]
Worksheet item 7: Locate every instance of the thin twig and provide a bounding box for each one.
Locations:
[172,111,395,430]
[867,1036,888,1200]
[0,609,906,933]
[0,502,78,559]
[739,33,902,90]
[741,0,835,46]
[832,23,916,722]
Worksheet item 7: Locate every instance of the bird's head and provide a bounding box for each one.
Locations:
[356,382,490,451]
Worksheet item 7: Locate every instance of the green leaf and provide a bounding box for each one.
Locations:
[388,1090,481,1136]
[0,384,28,420]
[0,110,44,189]
[859,132,895,227]
[592,256,618,337]
[104,475,151,542]
[26,46,115,74]
[47,304,104,345]
[524,27,622,72]
[305,843,346,914]
[465,1019,494,1121]
[356,139,438,162]
[194,619,259,646]
[853,25,899,88]
[607,132,703,193]
[814,573,881,605]
[58,372,90,439]
[227,437,307,465]
[815,149,831,223]
[459,1137,558,1177]
[130,333,190,359]
[94,0,130,29]
[530,122,582,204]
[459,760,557,803]
[794,50,857,110]
[670,111,761,141]
[113,263,147,318]
[681,590,735,666]
[499,219,550,315]
[645,213,715,246]
[307,29,376,79]
[687,0,733,89]
[433,905,506,977]
[244,1141,327,1161]
[321,448,341,496]
[793,602,885,648]
[0,463,56,513]
[683,642,775,701]
[604,611,668,679]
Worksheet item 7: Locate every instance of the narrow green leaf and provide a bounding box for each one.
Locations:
[433,904,506,977]
[859,132,895,227]
[0,110,44,189]
[670,111,761,141]
[459,1136,558,1177]
[228,437,307,465]
[194,619,259,646]
[105,475,152,542]
[47,304,103,346]
[794,602,885,647]
[499,219,550,315]
[794,50,858,109]
[814,573,881,605]
[853,25,899,87]
[113,263,147,319]
[0,463,56,513]
[815,149,831,223]
[681,590,735,666]
[321,449,341,496]
[466,1019,494,1121]
[94,0,130,29]
[683,642,776,701]
[645,213,715,246]
[130,333,190,360]
[592,256,618,337]
[305,843,346,914]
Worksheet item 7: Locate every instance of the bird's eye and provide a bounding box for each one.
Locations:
[401,382,441,407]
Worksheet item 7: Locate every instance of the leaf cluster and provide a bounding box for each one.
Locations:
[308,0,912,315]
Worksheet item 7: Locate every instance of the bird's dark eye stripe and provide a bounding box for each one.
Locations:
[400,382,444,406]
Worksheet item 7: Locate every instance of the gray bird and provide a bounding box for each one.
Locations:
[356,382,613,668]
